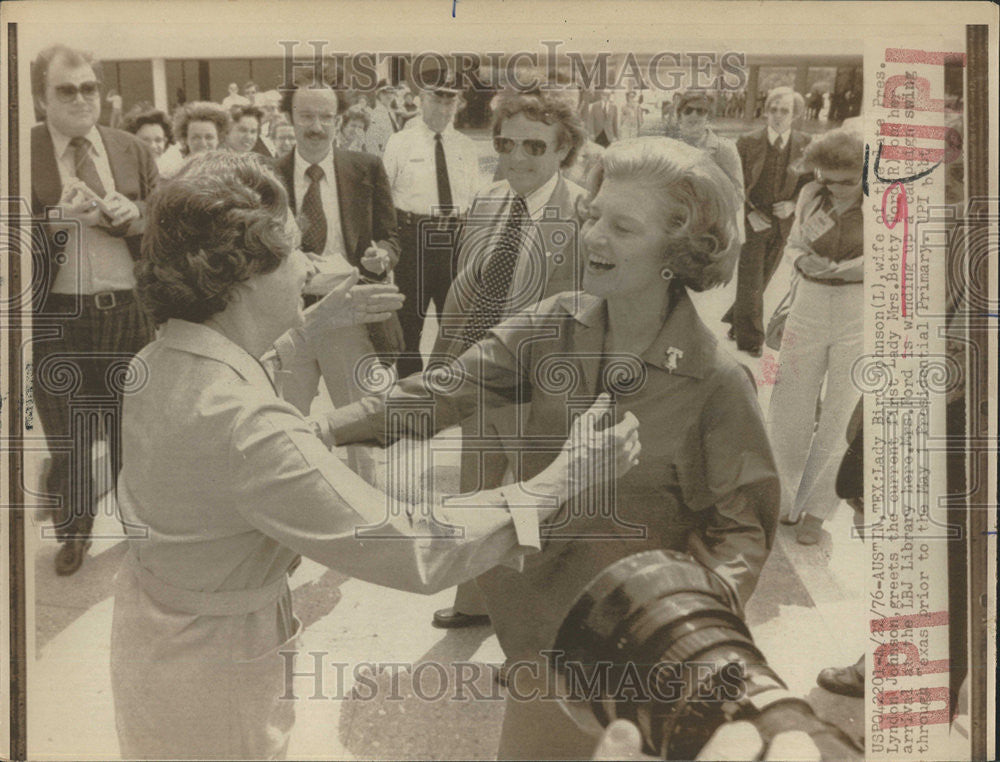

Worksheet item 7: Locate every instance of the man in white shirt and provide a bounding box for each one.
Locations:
[724,86,812,356]
[271,77,401,483]
[30,44,158,574]
[382,71,483,377]
[220,82,249,110]
[428,85,589,629]
[365,80,400,156]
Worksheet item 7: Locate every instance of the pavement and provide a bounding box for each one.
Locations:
[26,117,866,759]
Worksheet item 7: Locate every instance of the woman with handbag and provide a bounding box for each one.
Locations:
[767,128,864,544]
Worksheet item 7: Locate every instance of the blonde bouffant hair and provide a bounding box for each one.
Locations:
[585,137,741,291]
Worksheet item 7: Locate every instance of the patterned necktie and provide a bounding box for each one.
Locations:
[460,195,530,348]
[300,163,327,254]
[69,136,106,198]
[773,135,784,152]
[434,133,454,212]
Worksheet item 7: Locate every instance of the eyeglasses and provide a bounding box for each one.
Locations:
[493,137,550,156]
[53,81,100,102]
[681,106,708,116]
[816,171,860,186]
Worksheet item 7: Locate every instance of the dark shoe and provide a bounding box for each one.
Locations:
[432,607,491,629]
[743,345,763,358]
[54,539,92,576]
[817,656,864,697]
[779,512,801,526]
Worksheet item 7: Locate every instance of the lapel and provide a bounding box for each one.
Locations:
[30,123,64,210]
[275,151,296,211]
[98,126,129,196]
[778,130,810,198]
[746,128,768,191]
[332,148,361,260]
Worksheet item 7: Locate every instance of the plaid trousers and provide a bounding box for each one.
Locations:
[31,291,154,541]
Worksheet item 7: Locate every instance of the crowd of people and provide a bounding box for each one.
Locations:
[29,41,865,760]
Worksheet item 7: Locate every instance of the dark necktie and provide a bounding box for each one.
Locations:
[69,136,107,198]
[434,133,454,213]
[773,135,784,153]
[460,195,529,347]
[300,163,327,254]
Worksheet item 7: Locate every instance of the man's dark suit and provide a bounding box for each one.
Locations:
[430,174,587,620]
[726,127,811,351]
[273,147,402,363]
[31,123,158,550]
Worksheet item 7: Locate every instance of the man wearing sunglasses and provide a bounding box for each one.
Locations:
[723,86,812,357]
[30,44,159,574]
[427,85,588,631]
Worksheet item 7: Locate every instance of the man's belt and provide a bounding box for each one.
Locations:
[46,289,136,311]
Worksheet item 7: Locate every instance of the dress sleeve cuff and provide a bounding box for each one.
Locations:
[497,482,544,552]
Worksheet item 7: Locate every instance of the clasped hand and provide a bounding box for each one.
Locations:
[560,393,641,496]
[57,180,139,231]
[302,268,405,336]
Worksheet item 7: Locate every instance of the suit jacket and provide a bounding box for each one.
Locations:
[273,148,402,359]
[585,100,619,141]
[431,174,587,492]
[736,127,812,238]
[31,123,159,309]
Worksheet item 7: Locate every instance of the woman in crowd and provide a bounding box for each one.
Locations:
[335,102,371,151]
[675,90,745,242]
[768,128,864,545]
[619,89,642,139]
[157,100,231,178]
[111,150,638,760]
[272,115,296,158]
[122,108,172,159]
[226,103,264,155]
[328,137,779,759]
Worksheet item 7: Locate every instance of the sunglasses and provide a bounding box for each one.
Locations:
[816,171,859,186]
[493,137,550,156]
[53,81,101,102]
[681,106,708,116]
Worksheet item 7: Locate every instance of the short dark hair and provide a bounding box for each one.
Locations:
[123,109,173,143]
[491,88,587,168]
[279,64,344,120]
[31,44,103,100]
[341,103,371,130]
[136,151,292,324]
[173,101,231,145]
[803,128,864,174]
[229,104,264,126]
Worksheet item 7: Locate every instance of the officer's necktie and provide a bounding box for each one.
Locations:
[300,163,327,254]
[459,194,529,348]
[434,133,454,213]
[69,137,107,198]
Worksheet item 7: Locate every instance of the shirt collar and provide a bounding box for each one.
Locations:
[293,147,334,184]
[767,126,791,147]
[416,118,455,139]
[557,289,710,379]
[159,319,275,391]
[48,122,105,162]
[507,172,561,220]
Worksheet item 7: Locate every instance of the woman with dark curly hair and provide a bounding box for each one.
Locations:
[767,127,864,544]
[157,100,231,178]
[111,150,638,760]
[122,108,172,158]
[327,137,780,759]
[226,103,265,154]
